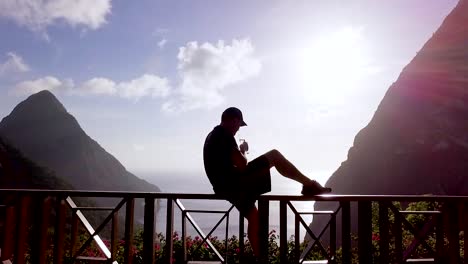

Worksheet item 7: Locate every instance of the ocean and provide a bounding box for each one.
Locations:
[135,170,331,240]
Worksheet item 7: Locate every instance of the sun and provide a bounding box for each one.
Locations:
[298,27,374,104]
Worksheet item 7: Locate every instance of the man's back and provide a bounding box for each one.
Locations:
[203,125,239,193]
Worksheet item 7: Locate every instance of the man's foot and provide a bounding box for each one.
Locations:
[301,180,332,196]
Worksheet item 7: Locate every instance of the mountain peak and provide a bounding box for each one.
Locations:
[0,90,68,125]
[0,88,159,221]
[0,89,160,193]
[31,89,57,99]
[20,90,67,114]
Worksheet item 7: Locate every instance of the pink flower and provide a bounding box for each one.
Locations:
[372,234,380,241]
[132,245,139,254]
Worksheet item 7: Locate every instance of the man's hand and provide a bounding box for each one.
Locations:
[239,140,249,154]
[232,144,248,170]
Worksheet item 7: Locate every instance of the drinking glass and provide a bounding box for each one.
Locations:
[239,138,249,154]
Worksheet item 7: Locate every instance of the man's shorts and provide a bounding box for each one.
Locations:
[223,155,272,215]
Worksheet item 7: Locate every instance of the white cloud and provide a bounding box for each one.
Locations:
[117,74,171,101]
[166,38,261,111]
[7,38,259,111]
[0,0,112,33]
[158,38,168,49]
[0,52,30,75]
[73,75,170,100]
[76,77,117,95]
[10,76,65,96]
[10,74,171,101]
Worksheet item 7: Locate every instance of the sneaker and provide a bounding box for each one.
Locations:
[301,180,332,196]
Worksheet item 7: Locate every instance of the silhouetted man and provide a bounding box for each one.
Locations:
[203,107,331,258]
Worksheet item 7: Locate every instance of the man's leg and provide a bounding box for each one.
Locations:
[261,149,331,194]
[245,206,260,257]
[263,149,316,185]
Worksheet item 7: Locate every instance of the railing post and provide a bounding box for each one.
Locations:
[330,213,337,264]
[379,201,389,263]
[279,200,287,264]
[435,210,444,263]
[111,211,119,261]
[143,197,155,264]
[341,201,351,264]
[239,212,245,262]
[394,206,403,263]
[15,196,31,264]
[294,213,300,263]
[358,201,372,264]
[447,203,460,264]
[225,213,230,263]
[258,197,269,264]
[53,198,66,264]
[2,204,16,262]
[165,198,174,264]
[463,202,467,264]
[70,211,79,258]
[124,198,135,264]
[31,196,52,264]
[182,210,187,262]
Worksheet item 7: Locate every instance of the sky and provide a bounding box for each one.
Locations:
[0,0,459,187]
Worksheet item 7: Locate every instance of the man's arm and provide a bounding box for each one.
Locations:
[232,148,248,171]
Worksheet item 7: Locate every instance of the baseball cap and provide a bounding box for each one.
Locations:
[222,107,247,126]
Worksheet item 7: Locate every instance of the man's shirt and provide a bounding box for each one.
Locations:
[203,125,239,193]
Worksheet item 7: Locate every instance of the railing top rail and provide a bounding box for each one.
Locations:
[1,189,468,202]
[261,194,468,202]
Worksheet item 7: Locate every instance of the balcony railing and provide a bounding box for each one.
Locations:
[0,189,466,263]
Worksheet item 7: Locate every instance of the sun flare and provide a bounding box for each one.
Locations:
[298,27,375,103]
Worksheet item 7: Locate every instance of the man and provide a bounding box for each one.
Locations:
[203,107,331,257]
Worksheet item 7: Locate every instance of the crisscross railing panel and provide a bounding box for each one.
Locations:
[389,203,441,262]
[66,196,125,263]
[259,195,467,264]
[176,199,235,263]
[0,190,467,264]
[287,201,338,263]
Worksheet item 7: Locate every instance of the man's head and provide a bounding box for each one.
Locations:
[220,107,247,135]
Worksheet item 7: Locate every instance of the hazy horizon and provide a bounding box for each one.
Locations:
[135,170,324,238]
[133,167,333,198]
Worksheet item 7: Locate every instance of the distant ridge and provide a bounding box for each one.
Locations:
[0,90,160,193]
[310,0,468,242]
[0,135,73,190]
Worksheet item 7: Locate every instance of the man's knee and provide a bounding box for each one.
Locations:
[265,149,282,163]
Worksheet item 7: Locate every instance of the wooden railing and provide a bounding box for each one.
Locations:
[0,190,466,263]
